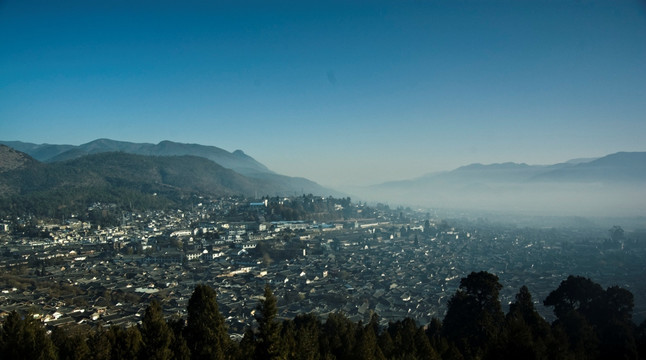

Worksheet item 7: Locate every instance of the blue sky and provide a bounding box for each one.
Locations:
[1,0,645,187]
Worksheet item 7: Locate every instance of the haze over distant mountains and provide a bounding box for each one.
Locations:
[349,152,646,217]
[402,152,646,185]
[1,139,645,218]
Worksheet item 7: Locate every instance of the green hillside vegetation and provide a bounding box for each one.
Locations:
[0,139,271,176]
[1,140,337,198]
[0,151,298,219]
[2,272,645,360]
[0,145,38,173]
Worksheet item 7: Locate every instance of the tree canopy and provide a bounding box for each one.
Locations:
[1,274,645,360]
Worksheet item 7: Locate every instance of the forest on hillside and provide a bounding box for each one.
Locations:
[1,271,645,360]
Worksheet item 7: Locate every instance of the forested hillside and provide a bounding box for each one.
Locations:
[0,148,335,218]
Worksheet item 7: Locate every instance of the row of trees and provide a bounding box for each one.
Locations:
[1,273,645,360]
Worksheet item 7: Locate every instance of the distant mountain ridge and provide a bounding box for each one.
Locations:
[0,139,272,176]
[3,139,644,217]
[1,138,339,202]
[0,144,339,217]
[532,152,646,183]
[400,152,646,186]
[352,151,646,217]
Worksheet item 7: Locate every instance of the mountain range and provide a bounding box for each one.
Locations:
[349,152,646,217]
[1,138,271,176]
[1,139,645,217]
[0,140,339,217]
[396,152,646,186]
[0,139,340,196]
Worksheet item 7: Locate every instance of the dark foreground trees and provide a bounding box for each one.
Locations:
[442,271,505,358]
[2,274,645,360]
[0,311,56,360]
[544,275,638,359]
[185,284,230,360]
[253,284,282,360]
[140,300,172,360]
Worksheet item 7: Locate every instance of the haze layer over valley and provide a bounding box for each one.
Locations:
[2,139,644,223]
[1,2,646,358]
[347,152,646,219]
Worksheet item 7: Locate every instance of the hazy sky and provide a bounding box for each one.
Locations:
[1,1,645,187]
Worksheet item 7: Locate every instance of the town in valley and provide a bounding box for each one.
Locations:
[2,194,644,337]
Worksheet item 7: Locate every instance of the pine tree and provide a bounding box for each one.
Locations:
[255,284,283,360]
[168,317,191,360]
[377,330,394,359]
[544,275,638,359]
[442,271,505,358]
[107,325,142,360]
[140,300,174,360]
[88,326,112,360]
[279,319,297,359]
[0,311,56,360]
[493,286,554,360]
[238,328,257,360]
[292,313,321,360]
[320,312,356,360]
[186,284,229,360]
[414,326,440,360]
[353,323,384,360]
[51,326,91,360]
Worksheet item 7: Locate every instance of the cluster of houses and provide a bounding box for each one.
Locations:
[1,197,645,336]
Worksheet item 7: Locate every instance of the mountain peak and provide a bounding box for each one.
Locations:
[1,139,274,176]
[0,145,37,173]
